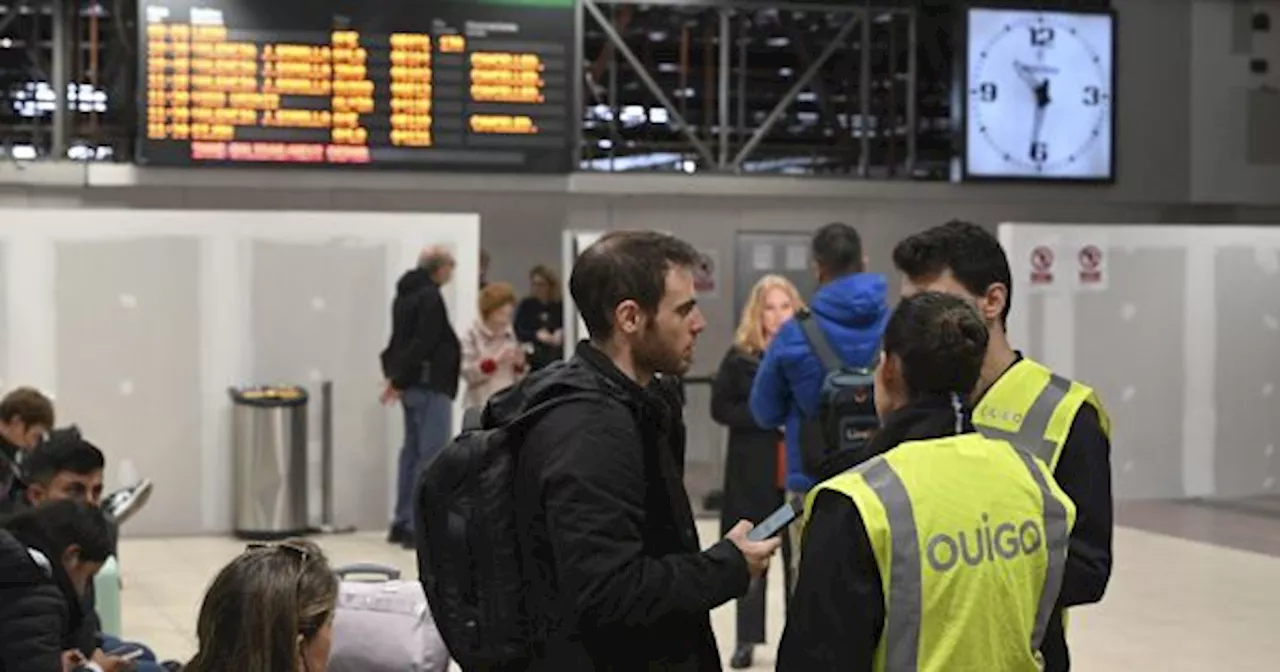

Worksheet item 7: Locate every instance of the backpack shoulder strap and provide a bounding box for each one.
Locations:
[508,392,606,432]
[796,309,845,371]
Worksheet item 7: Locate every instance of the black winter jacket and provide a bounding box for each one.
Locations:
[512,297,564,371]
[491,342,749,671]
[380,267,461,398]
[711,346,783,536]
[0,528,75,672]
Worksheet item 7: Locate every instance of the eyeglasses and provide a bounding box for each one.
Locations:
[244,542,325,638]
[244,540,311,563]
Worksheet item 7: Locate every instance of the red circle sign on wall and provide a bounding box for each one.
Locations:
[1031,246,1054,272]
[1079,244,1102,270]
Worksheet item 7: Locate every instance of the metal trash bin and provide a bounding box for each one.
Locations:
[230,385,309,539]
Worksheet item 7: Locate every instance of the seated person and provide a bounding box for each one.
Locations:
[24,432,169,672]
[0,499,115,672]
[778,292,1076,671]
[0,387,55,514]
[185,539,338,672]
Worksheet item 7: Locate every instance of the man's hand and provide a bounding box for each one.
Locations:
[93,648,137,672]
[62,650,88,672]
[725,520,782,579]
[379,380,401,405]
[536,328,554,345]
[550,329,564,347]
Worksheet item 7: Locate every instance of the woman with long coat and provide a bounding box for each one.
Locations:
[711,274,803,669]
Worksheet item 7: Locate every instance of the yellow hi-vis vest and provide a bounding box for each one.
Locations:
[806,433,1076,672]
[972,358,1112,471]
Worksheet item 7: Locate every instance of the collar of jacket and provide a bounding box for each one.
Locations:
[866,393,977,458]
[573,341,687,423]
[474,319,513,340]
[575,340,648,399]
[6,527,88,629]
[0,434,18,466]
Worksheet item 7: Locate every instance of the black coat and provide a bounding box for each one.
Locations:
[494,343,749,671]
[513,298,564,371]
[711,347,783,536]
[380,268,461,398]
[0,529,76,672]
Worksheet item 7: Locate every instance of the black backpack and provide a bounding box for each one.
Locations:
[413,392,592,670]
[795,309,880,481]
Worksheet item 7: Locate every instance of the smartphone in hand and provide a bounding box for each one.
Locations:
[747,500,801,542]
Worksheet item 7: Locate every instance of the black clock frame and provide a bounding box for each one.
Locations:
[956,3,1118,185]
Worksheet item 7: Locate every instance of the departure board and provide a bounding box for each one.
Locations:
[136,0,575,172]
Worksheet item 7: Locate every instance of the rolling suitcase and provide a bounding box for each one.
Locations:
[328,563,449,672]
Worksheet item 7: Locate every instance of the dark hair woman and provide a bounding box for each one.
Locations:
[185,539,338,672]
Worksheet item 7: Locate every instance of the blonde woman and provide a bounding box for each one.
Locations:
[710,274,803,669]
[461,282,528,409]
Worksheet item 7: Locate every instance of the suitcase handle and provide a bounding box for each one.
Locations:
[333,562,402,581]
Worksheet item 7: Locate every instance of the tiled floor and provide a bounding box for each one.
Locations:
[116,509,1280,670]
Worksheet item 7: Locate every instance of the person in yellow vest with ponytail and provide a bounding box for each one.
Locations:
[778,291,1074,670]
[892,220,1112,672]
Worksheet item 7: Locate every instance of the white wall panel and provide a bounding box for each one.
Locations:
[1000,223,1280,500]
[0,209,480,536]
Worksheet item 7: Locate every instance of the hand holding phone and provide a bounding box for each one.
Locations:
[726,520,784,579]
[747,500,801,542]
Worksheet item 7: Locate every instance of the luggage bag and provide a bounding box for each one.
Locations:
[328,562,450,672]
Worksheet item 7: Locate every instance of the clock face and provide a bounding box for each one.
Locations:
[964,8,1114,180]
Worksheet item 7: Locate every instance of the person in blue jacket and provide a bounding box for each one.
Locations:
[748,222,889,593]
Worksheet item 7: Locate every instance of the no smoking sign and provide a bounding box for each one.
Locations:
[1076,243,1107,290]
[1030,245,1055,286]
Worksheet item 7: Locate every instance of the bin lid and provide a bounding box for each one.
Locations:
[229,385,309,407]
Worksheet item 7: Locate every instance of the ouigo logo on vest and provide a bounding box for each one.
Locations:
[925,513,1043,572]
[978,406,1024,425]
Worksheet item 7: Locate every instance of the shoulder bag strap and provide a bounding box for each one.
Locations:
[796,309,845,372]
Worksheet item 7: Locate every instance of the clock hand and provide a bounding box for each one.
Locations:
[1037,78,1052,106]
[1029,79,1050,160]
[1030,104,1046,157]
[1013,61,1040,90]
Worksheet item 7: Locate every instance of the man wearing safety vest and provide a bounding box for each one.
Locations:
[778,291,1075,670]
[891,220,1112,671]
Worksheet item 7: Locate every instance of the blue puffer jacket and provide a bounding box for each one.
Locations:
[749,273,889,493]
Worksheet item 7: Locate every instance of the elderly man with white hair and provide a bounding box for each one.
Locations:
[380,245,460,548]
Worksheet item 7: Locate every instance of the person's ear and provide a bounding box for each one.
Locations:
[25,483,46,506]
[811,261,827,284]
[981,283,1009,323]
[61,544,81,568]
[613,300,642,336]
[883,353,910,397]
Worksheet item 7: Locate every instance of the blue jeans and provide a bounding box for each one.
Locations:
[100,634,163,671]
[393,386,453,532]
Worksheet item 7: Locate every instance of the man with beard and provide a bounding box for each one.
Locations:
[496,230,780,670]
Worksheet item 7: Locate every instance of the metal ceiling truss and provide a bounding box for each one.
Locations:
[581,0,920,175]
[0,0,133,160]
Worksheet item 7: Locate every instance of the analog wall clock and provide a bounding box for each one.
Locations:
[962,7,1115,181]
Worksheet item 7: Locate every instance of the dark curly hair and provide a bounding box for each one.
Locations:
[892,219,1012,326]
[883,291,989,399]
